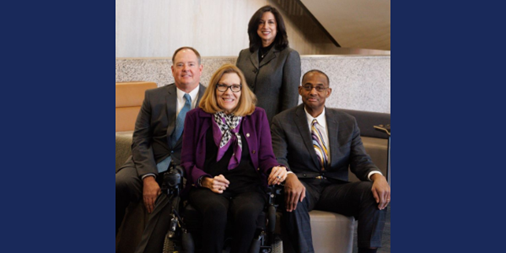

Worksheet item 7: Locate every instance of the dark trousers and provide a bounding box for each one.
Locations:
[187,187,266,253]
[282,179,387,253]
[134,189,175,253]
[116,158,143,234]
[116,158,174,253]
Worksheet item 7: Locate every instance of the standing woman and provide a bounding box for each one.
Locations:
[181,64,288,253]
[236,5,301,123]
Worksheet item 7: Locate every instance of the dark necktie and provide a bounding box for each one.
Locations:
[311,119,329,170]
[172,93,191,147]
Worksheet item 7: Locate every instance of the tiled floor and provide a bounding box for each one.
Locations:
[352,206,391,253]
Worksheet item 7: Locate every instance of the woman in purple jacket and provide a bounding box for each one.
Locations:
[181,64,288,253]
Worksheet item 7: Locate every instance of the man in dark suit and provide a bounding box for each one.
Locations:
[116,47,206,253]
[271,70,391,253]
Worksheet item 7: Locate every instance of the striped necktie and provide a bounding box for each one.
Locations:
[311,119,329,170]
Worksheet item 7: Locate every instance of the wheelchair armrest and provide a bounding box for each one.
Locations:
[174,165,184,176]
[162,165,185,195]
[266,184,285,206]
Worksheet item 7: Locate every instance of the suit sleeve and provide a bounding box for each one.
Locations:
[256,109,284,175]
[235,50,244,65]
[348,117,381,181]
[280,49,301,112]
[181,110,210,187]
[235,49,249,72]
[131,90,157,177]
[270,114,291,170]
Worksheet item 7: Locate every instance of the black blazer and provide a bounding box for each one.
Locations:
[271,104,380,182]
[236,46,301,123]
[130,83,206,177]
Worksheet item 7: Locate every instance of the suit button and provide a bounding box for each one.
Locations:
[246,133,250,137]
[257,168,260,171]
[252,150,256,154]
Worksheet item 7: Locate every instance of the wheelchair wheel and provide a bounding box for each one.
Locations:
[271,235,283,253]
[163,236,177,253]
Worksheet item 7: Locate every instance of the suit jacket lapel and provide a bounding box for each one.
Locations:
[196,83,205,104]
[294,105,321,170]
[326,108,339,169]
[248,49,260,70]
[259,47,277,67]
[248,47,278,69]
[165,85,177,146]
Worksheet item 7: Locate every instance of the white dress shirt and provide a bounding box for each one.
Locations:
[176,85,200,114]
[303,106,382,181]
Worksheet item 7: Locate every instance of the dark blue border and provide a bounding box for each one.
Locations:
[5,1,506,252]
[392,1,506,252]
[3,2,115,252]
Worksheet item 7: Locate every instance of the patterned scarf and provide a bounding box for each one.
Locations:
[212,111,242,170]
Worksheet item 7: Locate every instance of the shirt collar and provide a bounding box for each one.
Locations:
[176,85,200,108]
[304,106,327,128]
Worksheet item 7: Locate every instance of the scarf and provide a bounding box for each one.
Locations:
[212,111,242,170]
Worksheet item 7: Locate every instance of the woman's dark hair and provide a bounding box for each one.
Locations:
[247,5,289,52]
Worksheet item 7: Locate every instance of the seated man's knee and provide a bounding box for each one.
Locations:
[116,172,132,190]
[354,181,378,204]
[287,194,311,213]
[355,181,373,192]
[116,169,141,197]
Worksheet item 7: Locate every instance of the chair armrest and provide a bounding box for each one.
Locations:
[116,131,133,172]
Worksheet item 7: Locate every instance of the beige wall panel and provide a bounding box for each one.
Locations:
[301,0,390,50]
[116,0,270,57]
[115,0,366,57]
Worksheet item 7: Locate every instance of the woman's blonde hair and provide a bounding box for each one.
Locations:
[199,64,257,116]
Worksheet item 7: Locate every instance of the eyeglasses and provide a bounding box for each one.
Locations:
[302,85,328,92]
[216,84,242,93]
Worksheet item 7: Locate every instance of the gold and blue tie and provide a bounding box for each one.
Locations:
[311,119,329,170]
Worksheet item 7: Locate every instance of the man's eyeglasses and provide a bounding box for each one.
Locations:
[302,85,328,92]
[216,84,242,93]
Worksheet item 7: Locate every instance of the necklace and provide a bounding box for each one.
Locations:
[260,50,268,59]
[260,45,271,61]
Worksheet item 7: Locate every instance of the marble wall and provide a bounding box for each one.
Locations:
[116,55,390,113]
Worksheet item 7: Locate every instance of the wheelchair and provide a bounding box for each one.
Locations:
[160,166,283,253]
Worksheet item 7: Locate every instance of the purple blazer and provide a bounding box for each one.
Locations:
[181,107,282,188]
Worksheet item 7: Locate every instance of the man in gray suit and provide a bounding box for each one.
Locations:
[116,47,206,252]
[271,70,391,253]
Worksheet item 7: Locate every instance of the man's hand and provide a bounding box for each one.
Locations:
[370,174,390,210]
[202,174,230,194]
[267,166,288,185]
[142,176,161,213]
[284,174,306,212]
